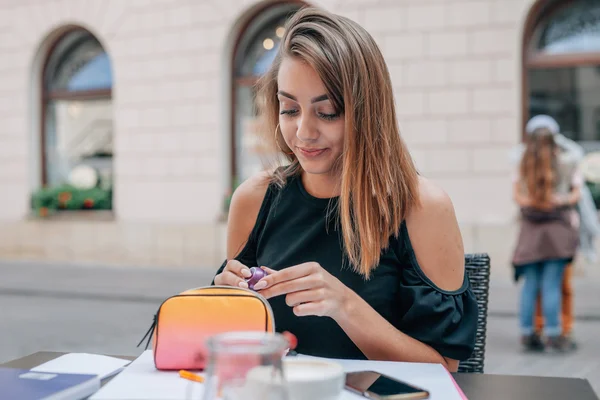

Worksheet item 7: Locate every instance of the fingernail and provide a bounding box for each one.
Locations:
[238,281,249,289]
[253,281,267,290]
[241,268,252,278]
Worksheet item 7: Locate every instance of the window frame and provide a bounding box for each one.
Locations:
[229,1,307,186]
[40,27,112,186]
[522,0,600,138]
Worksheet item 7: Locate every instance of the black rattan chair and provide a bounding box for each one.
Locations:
[457,253,490,373]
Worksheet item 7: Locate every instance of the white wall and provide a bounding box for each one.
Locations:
[0,0,540,262]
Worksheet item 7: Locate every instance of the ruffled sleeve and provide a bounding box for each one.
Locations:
[394,225,479,361]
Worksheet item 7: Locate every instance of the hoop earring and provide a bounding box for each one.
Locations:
[274,123,294,155]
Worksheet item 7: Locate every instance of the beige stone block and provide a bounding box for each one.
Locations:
[406,4,445,30]
[459,223,476,254]
[118,107,140,130]
[181,129,214,154]
[154,225,185,266]
[471,147,513,173]
[491,0,530,24]
[114,156,141,178]
[432,178,475,224]
[117,179,220,223]
[473,223,519,276]
[0,182,28,219]
[0,221,19,253]
[364,6,404,32]
[94,222,123,250]
[197,103,220,126]
[408,148,428,173]
[336,8,361,24]
[170,104,197,127]
[446,1,491,27]
[387,64,403,88]
[182,79,209,100]
[491,117,521,144]
[146,107,170,128]
[127,133,155,153]
[169,156,198,177]
[183,224,221,267]
[166,5,193,28]
[190,3,223,24]
[142,156,169,178]
[396,91,426,117]
[132,36,156,57]
[155,81,183,103]
[40,222,74,262]
[115,222,154,265]
[468,27,517,55]
[493,57,517,83]
[427,90,469,115]
[155,132,183,154]
[195,155,221,179]
[401,119,448,145]
[383,33,425,60]
[405,61,447,87]
[425,148,470,173]
[471,175,515,224]
[448,118,492,143]
[471,88,516,114]
[427,31,468,57]
[447,59,492,85]
[69,222,102,259]
[115,181,168,220]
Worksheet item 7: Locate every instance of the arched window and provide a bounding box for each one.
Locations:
[42,29,113,192]
[524,0,600,150]
[231,3,302,184]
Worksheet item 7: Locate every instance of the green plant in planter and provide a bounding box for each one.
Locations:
[31,184,112,217]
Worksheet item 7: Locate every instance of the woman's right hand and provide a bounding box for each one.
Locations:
[213,260,253,288]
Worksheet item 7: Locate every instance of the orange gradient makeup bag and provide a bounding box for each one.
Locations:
[137,285,275,370]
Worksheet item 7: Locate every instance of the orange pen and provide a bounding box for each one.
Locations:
[179,370,204,383]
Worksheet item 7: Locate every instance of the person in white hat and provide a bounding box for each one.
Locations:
[511,114,597,351]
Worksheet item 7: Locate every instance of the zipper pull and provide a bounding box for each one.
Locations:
[137,314,157,349]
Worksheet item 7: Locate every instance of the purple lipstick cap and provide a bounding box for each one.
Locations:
[245,267,267,290]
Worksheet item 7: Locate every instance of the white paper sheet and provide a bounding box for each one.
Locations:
[296,355,464,400]
[90,351,204,400]
[31,353,131,381]
[91,350,463,400]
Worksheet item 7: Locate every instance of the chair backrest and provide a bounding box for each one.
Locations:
[457,253,490,374]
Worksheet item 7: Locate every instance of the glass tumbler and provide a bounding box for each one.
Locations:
[201,331,290,400]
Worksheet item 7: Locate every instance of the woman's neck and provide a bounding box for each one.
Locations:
[301,171,341,199]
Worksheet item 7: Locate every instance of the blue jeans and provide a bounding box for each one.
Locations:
[519,260,567,337]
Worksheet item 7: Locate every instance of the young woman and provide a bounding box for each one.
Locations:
[213,7,478,372]
[512,127,581,352]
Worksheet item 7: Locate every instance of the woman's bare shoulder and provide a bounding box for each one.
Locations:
[405,176,465,291]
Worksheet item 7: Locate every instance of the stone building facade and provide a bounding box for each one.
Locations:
[0,0,594,277]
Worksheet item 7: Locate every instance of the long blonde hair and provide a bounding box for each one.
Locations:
[519,128,558,210]
[255,7,420,277]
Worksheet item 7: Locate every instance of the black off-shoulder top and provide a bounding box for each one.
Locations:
[213,173,478,361]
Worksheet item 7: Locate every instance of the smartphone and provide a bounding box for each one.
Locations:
[345,371,430,399]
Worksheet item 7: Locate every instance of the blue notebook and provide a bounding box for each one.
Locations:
[0,367,100,400]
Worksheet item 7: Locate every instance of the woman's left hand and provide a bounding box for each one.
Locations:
[253,262,354,319]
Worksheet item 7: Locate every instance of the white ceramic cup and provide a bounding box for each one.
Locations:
[245,358,345,400]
